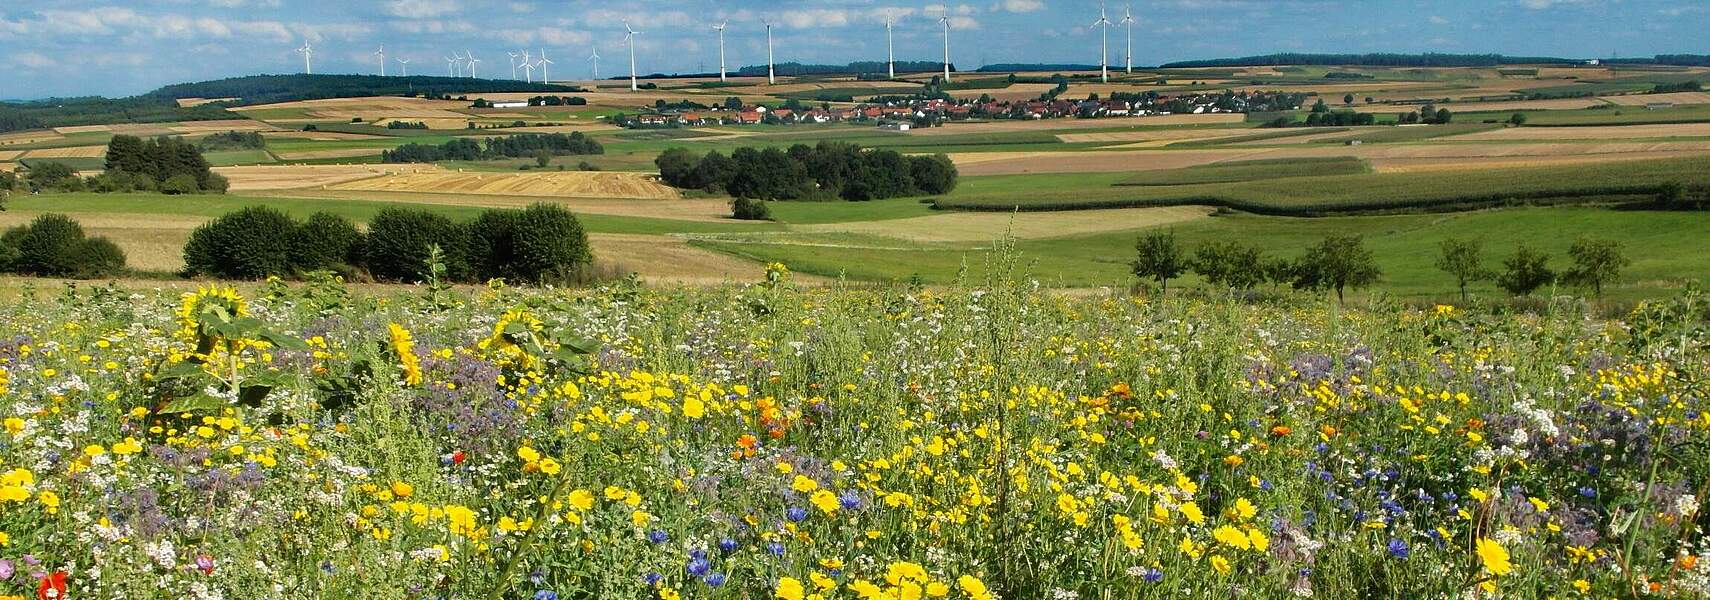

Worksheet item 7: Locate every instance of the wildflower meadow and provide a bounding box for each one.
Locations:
[0,267,1706,599]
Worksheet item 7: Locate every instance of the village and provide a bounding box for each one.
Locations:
[610,89,1309,129]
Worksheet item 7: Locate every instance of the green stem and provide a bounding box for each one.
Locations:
[488,469,576,600]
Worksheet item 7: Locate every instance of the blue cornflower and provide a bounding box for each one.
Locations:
[1142,568,1164,583]
[767,542,786,556]
[839,491,863,511]
[1578,487,1597,498]
[1387,539,1410,559]
[718,538,739,553]
[686,558,711,577]
[704,572,728,587]
[786,507,809,522]
[643,572,662,586]
[648,530,670,544]
[533,591,558,600]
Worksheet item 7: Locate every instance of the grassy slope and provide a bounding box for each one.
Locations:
[693,207,1710,299]
[1117,157,1368,186]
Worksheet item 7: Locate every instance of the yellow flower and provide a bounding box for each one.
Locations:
[568,489,595,511]
[517,446,541,464]
[83,444,105,458]
[538,458,562,476]
[1213,525,1252,550]
[112,437,143,455]
[1230,498,1257,520]
[387,323,423,386]
[1476,538,1512,576]
[1572,579,1590,593]
[37,490,60,512]
[682,394,706,419]
[1209,555,1232,575]
[1179,502,1205,525]
[810,489,840,515]
[2,417,23,435]
[775,577,806,600]
[390,481,414,499]
[791,475,820,493]
[958,575,994,600]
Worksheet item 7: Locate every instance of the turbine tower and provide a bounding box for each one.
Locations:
[1121,5,1134,74]
[713,20,729,82]
[296,40,314,74]
[885,12,895,79]
[624,22,641,91]
[538,49,553,84]
[589,46,601,80]
[397,57,410,77]
[1093,2,1110,84]
[467,50,479,78]
[445,55,458,77]
[508,51,520,80]
[763,19,775,85]
[939,16,951,83]
[521,49,533,82]
[375,44,386,76]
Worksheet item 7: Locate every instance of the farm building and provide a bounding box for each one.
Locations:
[490,101,529,109]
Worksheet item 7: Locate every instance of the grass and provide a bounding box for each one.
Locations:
[694,206,1710,299]
[1303,123,1503,143]
[1116,157,1369,186]
[765,198,938,224]
[204,149,275,166]
[933,155,1710,214]
[1468,104,1710,126]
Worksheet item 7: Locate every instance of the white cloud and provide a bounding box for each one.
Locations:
[208,0,282,7]
[1428,15,1449,25]
[1517,0,1593,9]
[996,0,1045,12]
[384,0,459,19]
[17,51,54,69]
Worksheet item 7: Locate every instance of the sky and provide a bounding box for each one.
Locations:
[1,0,1706,99]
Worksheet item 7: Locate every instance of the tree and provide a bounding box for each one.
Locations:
[1192,240,1264,290]
[1435,237,1489,302]
[1132,231,1187,294]
[1435,108,1453,124]
[1508,112,1528,125]
[1562,236,1629,298]
[908,154,958,195]
[655,148,699,187]
[1495,246,1555,297]
[182,206,297,279]
[1343,94,1355,105]
[1311,99,1328,113]
[1294,234,1381,303]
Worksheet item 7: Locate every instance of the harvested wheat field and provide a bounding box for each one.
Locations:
[261,130,389,141]
[802,205,1215,243]
[285,188,732,221]
[1352,97,1609,113]
[214,164,437,191]
[53,125,113,135]
[0,131,65,146]
[24,145,109,159]
[1367,151,1710,173]
[1453,123,1710,141]
[0,163,16,172]
[366,118,474,130]
[329,171,680,200]
[0,151,23,161]
[950,149,1280,175]
[169,120,275,134]
[1291,140,1710,160]
[175,97,240,107]
[592,234,819,285]
[909,113,1245,136]
[947,84,1059,102]
[1601,91,1710,106]
[0,211,202,272]
[1057,128,1254,145]
[271,148,385,160]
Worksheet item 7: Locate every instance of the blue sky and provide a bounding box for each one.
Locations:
[1,0,1705,99]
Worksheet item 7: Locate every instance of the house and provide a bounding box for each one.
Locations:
[637,114,671,125]
[736,110,763,124]
[490,101,529,109]
[771,109,795,122]
[1646,102,1675,110]
[879,121,911,131]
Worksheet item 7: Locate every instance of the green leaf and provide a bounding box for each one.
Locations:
[238,384,274,408]
[557,337,600,355]
[156,360,207,381]
[158,393,227,415]
[257,330,310,351]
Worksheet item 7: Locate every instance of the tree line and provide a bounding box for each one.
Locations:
[1134,232,1631,301]
[103,135,227,193]
[733,61,948,77]
[654,142,958,202]
[381,132,603,163]
[1163,53,1583,68]
[148,74,579,107]
[183,204,593,284]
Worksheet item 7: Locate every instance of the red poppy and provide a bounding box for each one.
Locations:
[38,571,67,600]
[451,451,466,465]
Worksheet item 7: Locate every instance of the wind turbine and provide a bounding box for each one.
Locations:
[397,57,411,77]
[538,49,553,84]
[1121,5,1134,74]
[763,19,775,85]
[885,12,895,79]
[1093,2,1110,84]
[375,44,386,76]
[445,55,458,77]
[624,21,641,91]
[520,49,533,82]
[588,46,601,80]
[713,20,729,82]
[508,51,520,79]
[939,16,952,83]
[466,50,480,78]
[296,40,314,74]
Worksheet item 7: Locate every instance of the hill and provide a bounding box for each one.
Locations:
[1162,53,1581,68]
[147,74,579,106]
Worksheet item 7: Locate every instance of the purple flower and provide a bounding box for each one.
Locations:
[533,591,558,600]
[0,559,12,579]
[1387,539,1409,559]
[643,572,662,586]
[648,530,670,544]
[838,491,863,511]
[1142,568,1164,583]
[704,572,728,587]
[767,542,786,556]
[718,538,739,553]
[686,558,711,577]
[786,507,808,522]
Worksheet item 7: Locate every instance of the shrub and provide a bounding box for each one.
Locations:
[182,206,298,279]
[509,203,592,284]
[290,212,365,272]
[24,162,78,190]
[363,208,471,282]
[732,197,772,220]
[161,174,201,195]
[1496,245,1555,297]
[5,214,126,278]
[466,209,527,281]
[909,154,959,195]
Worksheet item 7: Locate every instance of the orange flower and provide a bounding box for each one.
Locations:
[1679,554,1700,570]
[1270,425,1292,437]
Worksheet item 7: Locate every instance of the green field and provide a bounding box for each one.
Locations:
[694,207,1710,299]
[1116,157,1369,186]
[934,155,1710,213]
